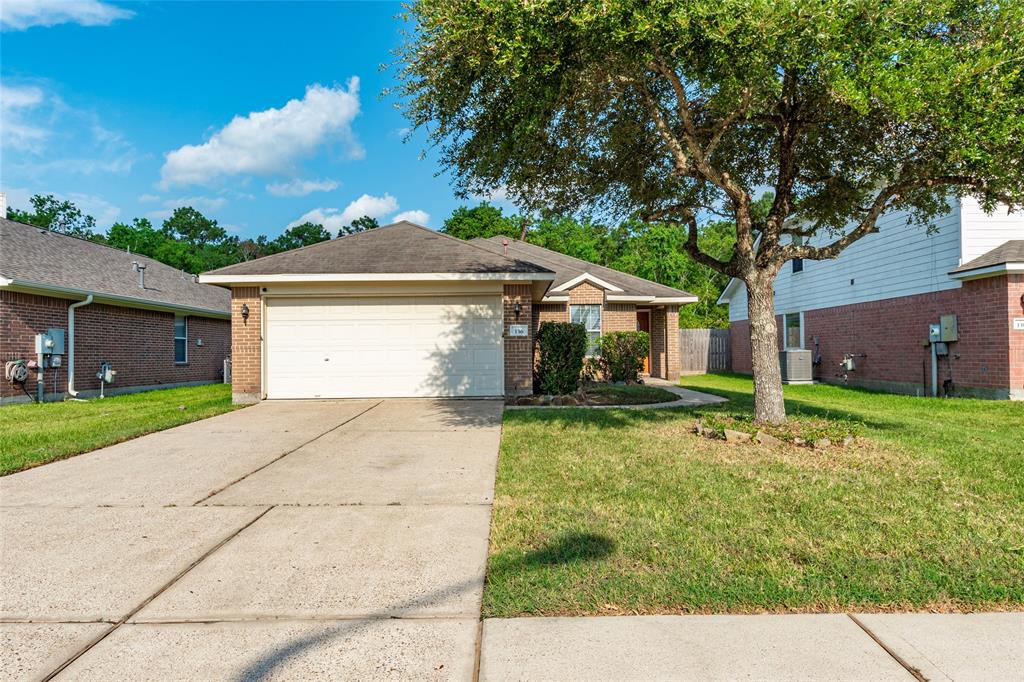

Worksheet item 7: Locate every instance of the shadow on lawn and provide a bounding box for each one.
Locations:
[520,532,616,567]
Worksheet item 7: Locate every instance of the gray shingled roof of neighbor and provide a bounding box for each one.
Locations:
[203,221,555,277]
[950,240,1024,274]
[0,217,230,316]
[470,236,698,300]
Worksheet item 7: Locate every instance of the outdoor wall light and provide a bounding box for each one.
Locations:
[513,301,522,318]
[241,303,250,323]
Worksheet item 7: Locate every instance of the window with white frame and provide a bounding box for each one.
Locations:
[783,312,803,349]
[570,304,601,355]
[174,315,188,363]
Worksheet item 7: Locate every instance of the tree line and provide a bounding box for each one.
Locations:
[9,193,746,327]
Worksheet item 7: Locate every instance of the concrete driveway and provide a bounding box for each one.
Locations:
[1,398,502,681]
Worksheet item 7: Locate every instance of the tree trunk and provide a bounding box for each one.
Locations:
[745,274,787,424]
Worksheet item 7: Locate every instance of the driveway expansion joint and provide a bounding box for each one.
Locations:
[190,400,383,505]
[40,505,275,681]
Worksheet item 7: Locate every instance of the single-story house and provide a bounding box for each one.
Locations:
[718,197,1024,399]
[200,221,697,403]
[0,216,231,404]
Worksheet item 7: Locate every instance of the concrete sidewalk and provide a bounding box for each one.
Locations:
[480,612,1024,681]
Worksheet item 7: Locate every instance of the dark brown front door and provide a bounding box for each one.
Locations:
[637,311,651,374]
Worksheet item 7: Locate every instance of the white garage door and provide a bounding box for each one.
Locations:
[265,296,504,399]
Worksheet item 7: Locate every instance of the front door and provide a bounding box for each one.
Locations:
[636,310,651,374]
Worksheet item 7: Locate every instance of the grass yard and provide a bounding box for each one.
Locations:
[583,384,678,405]
[0,383,241,475]
[485,373,1024,617]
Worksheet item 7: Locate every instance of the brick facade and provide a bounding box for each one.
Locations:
[1,289,229,403]
[503,284,533,395]
[729,275,1022,399]
[230,287,263,403]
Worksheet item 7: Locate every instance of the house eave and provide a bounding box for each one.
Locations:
[199,272,556,286]
[948,263,1024,281]
[0,278,231,319]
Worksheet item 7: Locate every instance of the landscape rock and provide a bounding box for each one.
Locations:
[552,395,580,406]
[724,429,752,444]
[516,395,543,406]
[813,438,832,449]
[755,430,783,447]
[793,437,807,446]
[842,435,856,447]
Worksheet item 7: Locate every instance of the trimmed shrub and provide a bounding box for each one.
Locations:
[595,331,650,383]
[536,321,588,395]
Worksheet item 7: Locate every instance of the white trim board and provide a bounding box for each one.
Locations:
[549,272,624,293]
[200,272,555,285]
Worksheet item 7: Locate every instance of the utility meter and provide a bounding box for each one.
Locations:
[928,324,941,343]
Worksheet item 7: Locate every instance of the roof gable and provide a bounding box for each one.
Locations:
[471,237,696,301]
[202,221,554,278]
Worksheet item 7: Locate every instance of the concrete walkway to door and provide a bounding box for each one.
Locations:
[1,398,502,680]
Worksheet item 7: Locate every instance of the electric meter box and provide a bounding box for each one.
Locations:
[34,328,66,355]
[928,324,941,343]
[940,314,958,342]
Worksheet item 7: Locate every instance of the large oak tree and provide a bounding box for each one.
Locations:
[396,0,1024,423]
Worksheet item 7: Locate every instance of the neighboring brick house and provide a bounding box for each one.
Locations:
[200,221,696,403]
[1,217,231,404]
[719,197,1024,399]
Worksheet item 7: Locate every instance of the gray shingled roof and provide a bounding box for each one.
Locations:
[950,240,1024,274]
[0,217,229,316]
[471,237,697,299]
[203,221,554,277]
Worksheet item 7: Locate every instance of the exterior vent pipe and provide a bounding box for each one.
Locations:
[67,295,94,398]
[132,261,146,289]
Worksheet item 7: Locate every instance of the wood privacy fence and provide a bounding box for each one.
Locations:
[678,328,731,374]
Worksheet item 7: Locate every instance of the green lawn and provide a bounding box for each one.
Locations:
[485,373,1024,616]
[583,384,678,405]
[0,384,241,475]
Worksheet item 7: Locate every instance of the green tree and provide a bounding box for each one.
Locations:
[272,222,332,251]
[339,215,379,237]
[104,218,167,256]
[8,194,97,238]
[440,202,519,240]
[158,207,234,272]
[397,0,1024,423]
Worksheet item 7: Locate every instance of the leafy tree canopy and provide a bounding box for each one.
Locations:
[339,215,379,237]
[7,194,97,238]
[397,0,1024,423]
[274,222,332,251]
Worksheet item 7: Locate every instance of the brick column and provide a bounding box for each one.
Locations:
[650,308,667,378]
[231,287,262,403]
[665,305,680,381]
[503,284,533,395]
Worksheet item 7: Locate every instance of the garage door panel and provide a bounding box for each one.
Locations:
[266,296,504,399]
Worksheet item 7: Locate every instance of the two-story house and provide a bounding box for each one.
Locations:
[718,198,1023,399]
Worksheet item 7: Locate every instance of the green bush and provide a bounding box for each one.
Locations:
[596,331,650,383]
[536,321,588,395]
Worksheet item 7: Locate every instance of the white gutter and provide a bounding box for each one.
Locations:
[0,278,229,318]
[948,262,1024,281]
[67,295,94,398]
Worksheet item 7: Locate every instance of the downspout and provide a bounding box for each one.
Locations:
[67,294,94,398]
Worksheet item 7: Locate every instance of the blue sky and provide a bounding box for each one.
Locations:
[1,0,497,239]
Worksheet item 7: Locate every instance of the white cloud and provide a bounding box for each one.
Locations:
[338,193,398,224]
[2,83,139,175]
[392,209,430,226]
[161,79,362,188]
[0,84,49,151]
[67,192,120,226]
[1,0,133,31]
[137,193,161,203]
[286,208,347,233]
[266,177,340,197]
[471,185,511,202]
[287,193,399,233]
